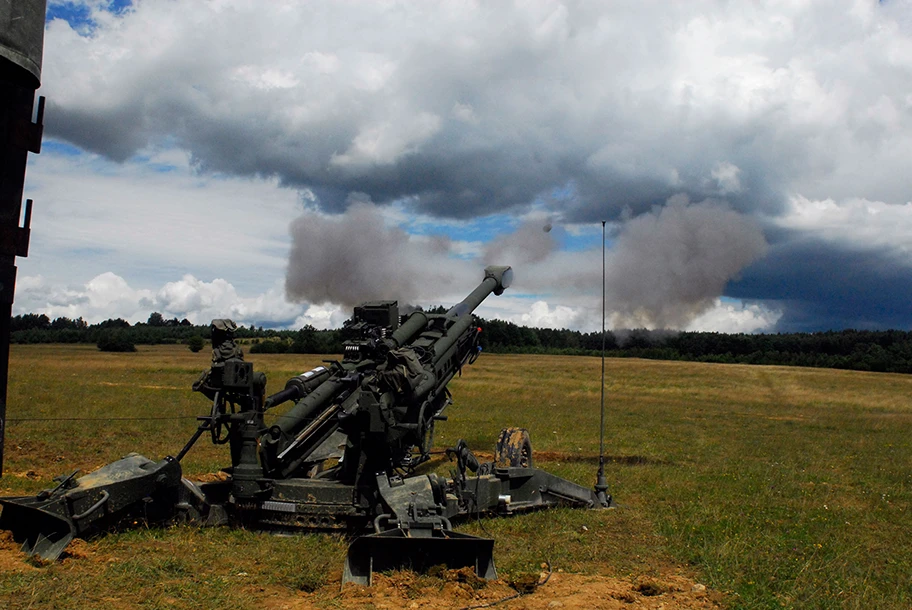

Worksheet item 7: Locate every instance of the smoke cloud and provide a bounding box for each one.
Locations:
[283,197,767,331]
[605,195,767,329]
[483,220,558,266]
[285,203,466,309]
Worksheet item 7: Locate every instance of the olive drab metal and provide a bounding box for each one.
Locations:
[0,266,613,584]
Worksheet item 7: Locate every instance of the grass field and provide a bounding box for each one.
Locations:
[1,344,910,609]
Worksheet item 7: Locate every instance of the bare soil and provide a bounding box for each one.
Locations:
[276,568,725,609]
[0,530,723,610]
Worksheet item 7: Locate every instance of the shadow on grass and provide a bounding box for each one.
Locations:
[443,434,671,466]
[533,452,672,466]
[416,447,671,478]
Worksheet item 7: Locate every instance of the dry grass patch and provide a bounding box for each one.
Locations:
[1,346,911,608]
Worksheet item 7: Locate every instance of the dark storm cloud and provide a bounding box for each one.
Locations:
[729,233,912,332]
[43,1,912,222]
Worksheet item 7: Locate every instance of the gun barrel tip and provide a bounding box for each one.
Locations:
[484,266,513,295]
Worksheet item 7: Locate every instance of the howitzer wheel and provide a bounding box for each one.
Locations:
[495,427,533,468]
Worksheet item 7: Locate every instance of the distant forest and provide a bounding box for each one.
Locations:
[10,311,912,374]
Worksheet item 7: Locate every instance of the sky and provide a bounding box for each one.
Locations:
[12,0,912,333]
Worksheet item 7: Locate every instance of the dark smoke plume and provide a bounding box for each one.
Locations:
[605,195,768,329]
[285,203,464,308]
[283,198,766,331]
[483,220,557,266]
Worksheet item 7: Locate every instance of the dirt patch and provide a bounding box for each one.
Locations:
[532,451,664,466]
[264,568,724,610]
[60,537,94,561]
[193,471,231,483]
[0,536,724,609]
[9,470,43,480]
[0,531,39,573]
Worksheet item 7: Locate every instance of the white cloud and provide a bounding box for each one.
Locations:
[685,299,782,334]
[516,300,580,329]
[21,144,301,292]
[14,272,310,328]
[292,305,349,331]
[774,195,912,260]
[329,112,442,171]
[13,265,782,335]
[22,1,912,333]
[710,162,743,195]
[478,294,781,335]
[15,273,152,323]
[40,0,912,217]
[156,276,238,317]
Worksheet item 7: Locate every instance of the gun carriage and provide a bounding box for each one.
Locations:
[0,266,612,584]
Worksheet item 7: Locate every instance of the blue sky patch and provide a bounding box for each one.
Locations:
[402,212,519,243]
[42,140,84,157]
[557,227,607,253]
[47,2,93,31]
[47,1,133,33]
[128,153,181,174]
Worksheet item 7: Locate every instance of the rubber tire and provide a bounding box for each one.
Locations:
[495,427,534,468]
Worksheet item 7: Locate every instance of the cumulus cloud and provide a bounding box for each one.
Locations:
[14,272,152,322]
[292,304,350,332]
[25,0,912,332]
[13,268,597,333]
[21,144,301,292]
[14,273,312,327]
[515,300,582,330]
[685,299,782,334]
[41,1,912,221]
[155,276,241,319]
[774,196,912,260]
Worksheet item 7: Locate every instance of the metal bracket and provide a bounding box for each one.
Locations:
[0,198,33,258]
[11,96,44,153]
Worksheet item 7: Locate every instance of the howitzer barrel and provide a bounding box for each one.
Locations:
[384,266,512,352]
[408,266,511,401]
[271,376,345,437]
[432,266,512,364]
[446,266,513,321]
[387,310,429,348]
[266,266,512,471]
[264,366,330,410]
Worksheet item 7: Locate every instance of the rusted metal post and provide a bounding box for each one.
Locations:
[0,0,47,476]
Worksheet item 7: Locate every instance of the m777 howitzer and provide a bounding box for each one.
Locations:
[0,266,613,584]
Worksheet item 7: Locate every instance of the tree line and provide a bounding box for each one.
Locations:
[10,312,912,374]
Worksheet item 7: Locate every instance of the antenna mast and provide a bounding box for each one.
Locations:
[595,221,611,506]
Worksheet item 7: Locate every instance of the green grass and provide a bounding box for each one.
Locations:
[2,345,911,608]
[0,526,347,609]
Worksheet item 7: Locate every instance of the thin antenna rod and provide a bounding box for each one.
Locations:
[595,220,611,506]
[599,220,606,460]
